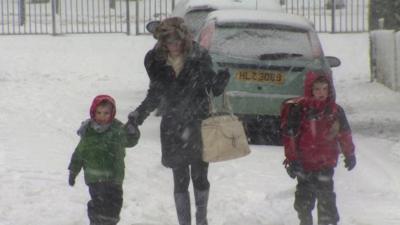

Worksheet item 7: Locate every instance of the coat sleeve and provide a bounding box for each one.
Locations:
[283,135,298,162]
[199,48,228,97]
[122,127,140,148]
[133,51,164,125]
[68,143,84,176]
[144,49,158,82]
[282,101,303,162]
[336,105,355,158]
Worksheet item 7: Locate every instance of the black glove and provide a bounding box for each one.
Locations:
[127,110,140,126]
[124,122,140,137]
[344,155,356,171]
[217,68,231,85]
[68,171,76,186]
[77,119,91,137]
[285,160,303,179]
[217,68,230,79]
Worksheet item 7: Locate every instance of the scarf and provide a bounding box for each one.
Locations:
[167,54,184,76]
[90,120,112,133]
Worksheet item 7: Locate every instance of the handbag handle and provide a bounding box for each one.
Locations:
[205,90,233,116]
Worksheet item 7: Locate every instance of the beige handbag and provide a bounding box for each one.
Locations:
[201,91,251,163]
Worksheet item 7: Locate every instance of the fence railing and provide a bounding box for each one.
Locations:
[134,0,172,34]
[1,0,368,35]
[0,0,174,35]
[284,0,369,33]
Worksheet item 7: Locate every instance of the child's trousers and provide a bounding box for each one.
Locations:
[294,168,339,225]
[87,182,123,225]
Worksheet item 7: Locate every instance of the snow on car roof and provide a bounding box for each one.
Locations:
[178,0,282,13]
[206,9,315,31]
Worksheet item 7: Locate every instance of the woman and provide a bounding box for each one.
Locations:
[126,17,230,225]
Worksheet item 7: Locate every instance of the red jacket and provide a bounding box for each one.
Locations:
[282,76,355,171]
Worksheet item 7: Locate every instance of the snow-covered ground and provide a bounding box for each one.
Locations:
[0,32,399,225]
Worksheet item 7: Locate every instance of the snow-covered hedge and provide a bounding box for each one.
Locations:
[370,30,400,91]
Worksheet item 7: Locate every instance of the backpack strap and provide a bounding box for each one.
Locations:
[280,97,304,137]
[280,97,304,162]
[287,102,302,137]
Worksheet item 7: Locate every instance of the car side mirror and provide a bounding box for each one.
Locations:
[325,56,341,68]
[146,20,161,34]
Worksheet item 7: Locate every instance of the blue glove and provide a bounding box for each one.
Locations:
[344,155,356,171]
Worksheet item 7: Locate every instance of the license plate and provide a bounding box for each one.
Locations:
[235,70,285,85]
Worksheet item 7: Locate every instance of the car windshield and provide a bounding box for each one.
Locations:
[184,10,213,35]
[209,23,314,59]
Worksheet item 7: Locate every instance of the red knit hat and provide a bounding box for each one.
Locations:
[89,95,116,122]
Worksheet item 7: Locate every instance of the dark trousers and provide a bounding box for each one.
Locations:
[294,168,339,225]
[172,160,210,193]
[87,182,123,225]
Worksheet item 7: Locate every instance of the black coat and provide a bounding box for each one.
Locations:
[134,42,228,168]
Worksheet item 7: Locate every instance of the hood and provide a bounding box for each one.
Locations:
[304,72,336,101]
[89,95,116,122]
[303,73,336,111]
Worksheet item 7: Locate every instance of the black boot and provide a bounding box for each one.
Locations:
[299,215,313,225]
[194,189,209,225]
[297,211,313,225]
[174,192,191,225]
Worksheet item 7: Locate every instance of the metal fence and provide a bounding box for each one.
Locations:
[284,0,369,32]
[0,0,174,35]
[135,0,172,34]
[1,0,368,35]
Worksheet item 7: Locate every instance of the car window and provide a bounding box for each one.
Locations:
[209,23,314,59]
[184,10,214,35]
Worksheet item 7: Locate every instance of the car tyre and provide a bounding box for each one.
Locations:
[243,116,282,146]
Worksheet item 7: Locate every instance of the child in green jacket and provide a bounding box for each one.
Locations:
[68,95,140,225]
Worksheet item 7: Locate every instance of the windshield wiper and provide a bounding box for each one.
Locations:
[259,53,303,60]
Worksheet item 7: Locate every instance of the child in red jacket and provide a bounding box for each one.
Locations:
[281,75,356,225]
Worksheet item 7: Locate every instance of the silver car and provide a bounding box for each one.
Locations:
[171,0,283,35]
[196,9,341,145]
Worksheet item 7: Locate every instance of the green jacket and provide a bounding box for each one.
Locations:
[68,119,139,185]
